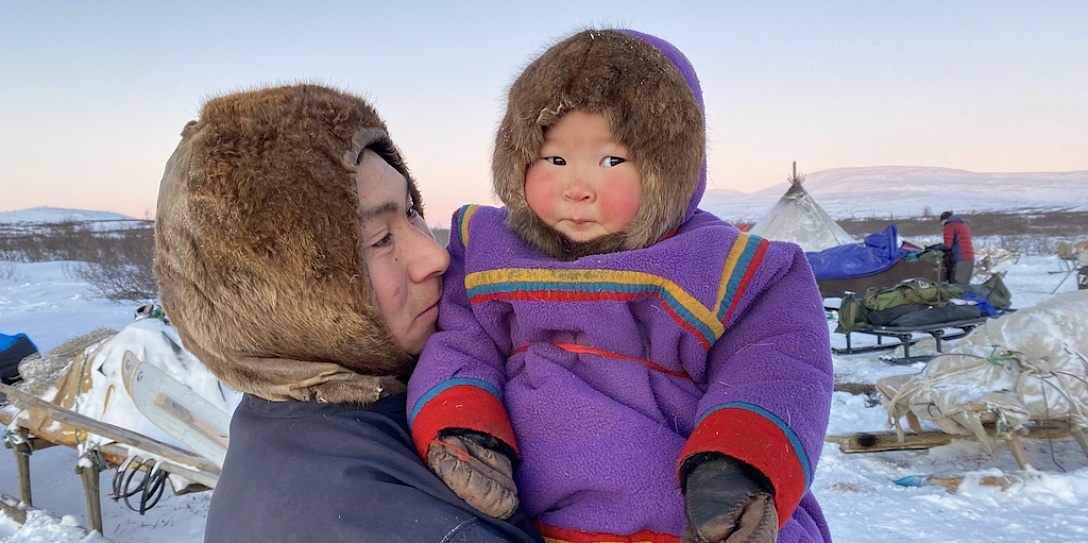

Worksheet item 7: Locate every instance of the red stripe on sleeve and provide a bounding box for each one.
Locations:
[409,384,518,460]
[678,408,806,528]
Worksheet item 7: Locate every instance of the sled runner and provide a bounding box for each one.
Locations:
[833,316,989,363]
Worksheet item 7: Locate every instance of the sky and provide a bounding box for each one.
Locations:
[2,1,1087,226]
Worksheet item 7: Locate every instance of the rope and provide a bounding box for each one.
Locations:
[1038,381,1066,472]
[3,426,31,456]
[80,443,109,472]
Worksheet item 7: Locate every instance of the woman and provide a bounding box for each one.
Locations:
[153,83,541,543]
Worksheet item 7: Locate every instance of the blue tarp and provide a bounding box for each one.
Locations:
[1,332,38,384]
[806,224,914,280]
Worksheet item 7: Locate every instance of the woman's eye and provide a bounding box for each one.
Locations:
[406,205,420,220]
[372,232,393,248]
[600,156,626,168]
[544,156,566,166]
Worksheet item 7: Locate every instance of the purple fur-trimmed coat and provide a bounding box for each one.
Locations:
[408,205,833,543]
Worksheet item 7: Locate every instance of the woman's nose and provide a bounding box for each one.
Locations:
[407,226,450,282]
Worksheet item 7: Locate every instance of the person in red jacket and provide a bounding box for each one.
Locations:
[939,211,975,283]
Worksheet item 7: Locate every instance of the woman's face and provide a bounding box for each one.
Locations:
[356,149,450,356]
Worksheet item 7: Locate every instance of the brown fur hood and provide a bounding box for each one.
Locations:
[154,84,422,405]
[493,29,707,259]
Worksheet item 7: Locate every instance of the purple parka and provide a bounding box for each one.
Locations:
[408,204,834,543]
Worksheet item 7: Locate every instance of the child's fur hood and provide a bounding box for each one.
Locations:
[154,84,422,406]
[493,29,706,259]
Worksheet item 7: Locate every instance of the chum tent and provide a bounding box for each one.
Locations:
[747,169,856,252]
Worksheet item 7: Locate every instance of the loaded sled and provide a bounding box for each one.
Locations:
[830,272,1012,363]
[827,291,1088,489]
[0,315,237,534]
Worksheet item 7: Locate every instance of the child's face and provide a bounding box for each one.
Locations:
[524,110,642,243]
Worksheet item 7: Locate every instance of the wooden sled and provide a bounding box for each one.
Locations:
[828,375,1088,472]
[827,420,1087,494]
[0,382,219,535]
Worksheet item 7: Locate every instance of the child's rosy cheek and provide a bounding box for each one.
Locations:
[602,189,641,227]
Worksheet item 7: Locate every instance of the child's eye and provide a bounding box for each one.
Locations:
[600,156,626,168]
[407,204,420,220]
[543,156,566,166]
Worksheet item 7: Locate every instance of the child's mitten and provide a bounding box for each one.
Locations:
[427,430,519,519]
[680,454,778,543]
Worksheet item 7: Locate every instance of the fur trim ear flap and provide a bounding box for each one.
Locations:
[154,84,417,405]
[493,29,706,259]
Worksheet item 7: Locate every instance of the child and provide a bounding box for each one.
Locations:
[408,29,833,543]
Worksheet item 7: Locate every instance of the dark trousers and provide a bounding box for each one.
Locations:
[949,260,974,284]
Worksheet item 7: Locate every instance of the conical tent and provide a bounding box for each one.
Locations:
[747,174,855,252]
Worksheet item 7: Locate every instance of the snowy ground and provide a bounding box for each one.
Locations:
[0,255,1086,542]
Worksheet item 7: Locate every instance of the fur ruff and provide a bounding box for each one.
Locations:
[493,29,706,260]
[154,84,422,405]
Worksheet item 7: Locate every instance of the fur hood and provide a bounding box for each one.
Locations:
[154,84,422,405]
[493,29,706,259]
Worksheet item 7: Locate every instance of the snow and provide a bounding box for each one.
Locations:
[0,208,148,242]
[702,166,1088,222]
[2,225,1088,541]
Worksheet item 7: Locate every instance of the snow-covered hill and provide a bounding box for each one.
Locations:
[703,166,1088,222]
[0,207,147,237]
[0,207,138,224]
[7,166,1088,229]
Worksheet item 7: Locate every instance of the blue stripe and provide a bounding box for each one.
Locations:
[455,204,473,244]
[717,239,762,322]
[697,402,812,487]
[408,377,501,425]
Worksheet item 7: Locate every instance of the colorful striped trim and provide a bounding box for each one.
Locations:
[680,403,810,528]
[408,377,502,424]
[466,268,722,350]
[408,379,517,459]
[713,232,769,324]
[511,342,689,379]
[693,402,812,486]
[538,522,678,543]
[455,204,480,247]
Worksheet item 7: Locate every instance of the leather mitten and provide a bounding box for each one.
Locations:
[680,454,778,543]
[426,430,519,519]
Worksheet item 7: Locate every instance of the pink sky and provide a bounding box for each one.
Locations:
[3,2,1086,225]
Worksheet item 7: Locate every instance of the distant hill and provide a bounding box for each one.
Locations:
[702,166,1088,223]
[10,165,1088,231]
[0,206,139,224]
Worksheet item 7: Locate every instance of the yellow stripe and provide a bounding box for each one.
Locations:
[466,268,723,338]
[459,204,480,247]
[714,232,751,317]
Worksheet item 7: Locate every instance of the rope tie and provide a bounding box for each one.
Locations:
[3,427,31,456]
[80,443,108,472]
